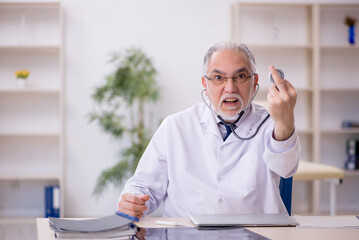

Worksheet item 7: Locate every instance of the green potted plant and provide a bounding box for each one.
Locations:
[15,70,30,89]
[89,47,160,195]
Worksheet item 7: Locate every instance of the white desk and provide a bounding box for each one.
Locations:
[294,161,344,215]
[37,216,359,240]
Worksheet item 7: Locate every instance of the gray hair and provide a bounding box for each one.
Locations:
[203,41,256,75]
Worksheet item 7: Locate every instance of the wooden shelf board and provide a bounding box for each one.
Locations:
[319,3,359,7]
[0,89,60,94]
[320,88,359,92]
[0,46,60,53]
[0,133,60,137]
[0,2,60,8]
[0,174,60,181]
[320,45,359,50]
[320,129,359,134]
[236,3,313,7]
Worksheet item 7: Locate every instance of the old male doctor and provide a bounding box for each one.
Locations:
[118,41,300,219]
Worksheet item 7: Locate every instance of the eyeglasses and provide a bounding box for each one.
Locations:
[204,72,256,85]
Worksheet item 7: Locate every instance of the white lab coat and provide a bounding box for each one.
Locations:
[121,102,300,217]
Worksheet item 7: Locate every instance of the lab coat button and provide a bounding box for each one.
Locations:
[218,198,223,203]
[217,177,222,182]
[203,125,207,130]
[220,146,224,150]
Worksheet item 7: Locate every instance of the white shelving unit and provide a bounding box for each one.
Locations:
[0,2,64,219]
[317,3,359,214]
[232,3,359,214]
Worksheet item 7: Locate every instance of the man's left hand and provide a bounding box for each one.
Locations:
[267,65,297,141]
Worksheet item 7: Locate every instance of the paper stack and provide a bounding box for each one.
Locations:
[49,214,137,240]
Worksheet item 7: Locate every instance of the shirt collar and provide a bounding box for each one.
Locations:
[212,105,252,127]
[201,102,254,142]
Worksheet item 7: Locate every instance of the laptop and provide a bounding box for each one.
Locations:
[188,213,298,227]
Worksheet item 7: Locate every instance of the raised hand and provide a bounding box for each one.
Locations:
[267,65,297,141]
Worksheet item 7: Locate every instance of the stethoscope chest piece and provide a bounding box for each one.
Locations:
[268,69,285,84]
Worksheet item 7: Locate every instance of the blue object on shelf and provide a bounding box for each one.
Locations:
[45,186,53,218]
[349,25,355,45]
[45,185,60,218]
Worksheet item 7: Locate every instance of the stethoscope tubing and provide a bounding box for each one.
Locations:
[201,83,270,140]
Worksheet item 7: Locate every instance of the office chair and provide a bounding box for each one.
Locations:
[279,176,293,216]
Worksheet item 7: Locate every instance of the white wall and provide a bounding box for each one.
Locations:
[63,0,235,217]
[60,0,359,217]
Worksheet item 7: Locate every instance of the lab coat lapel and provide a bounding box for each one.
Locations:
[200,106,223,141]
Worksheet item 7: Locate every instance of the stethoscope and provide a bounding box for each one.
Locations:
[201,82,270,140]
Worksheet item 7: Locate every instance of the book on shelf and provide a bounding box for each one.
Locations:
[49,214,137,239]
[45,185,60,218]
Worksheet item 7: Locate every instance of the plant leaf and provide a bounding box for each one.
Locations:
[89,47,160,196]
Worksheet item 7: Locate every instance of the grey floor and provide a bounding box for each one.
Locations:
[0,219,37,240]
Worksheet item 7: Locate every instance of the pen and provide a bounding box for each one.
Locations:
[155,220,186,226]
[115,211,139,222]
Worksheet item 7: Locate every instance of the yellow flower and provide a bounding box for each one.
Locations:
[15,70,30,79]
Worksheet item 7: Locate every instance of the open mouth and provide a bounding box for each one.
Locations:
[222,97,240,110]
[223,98,239,104]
